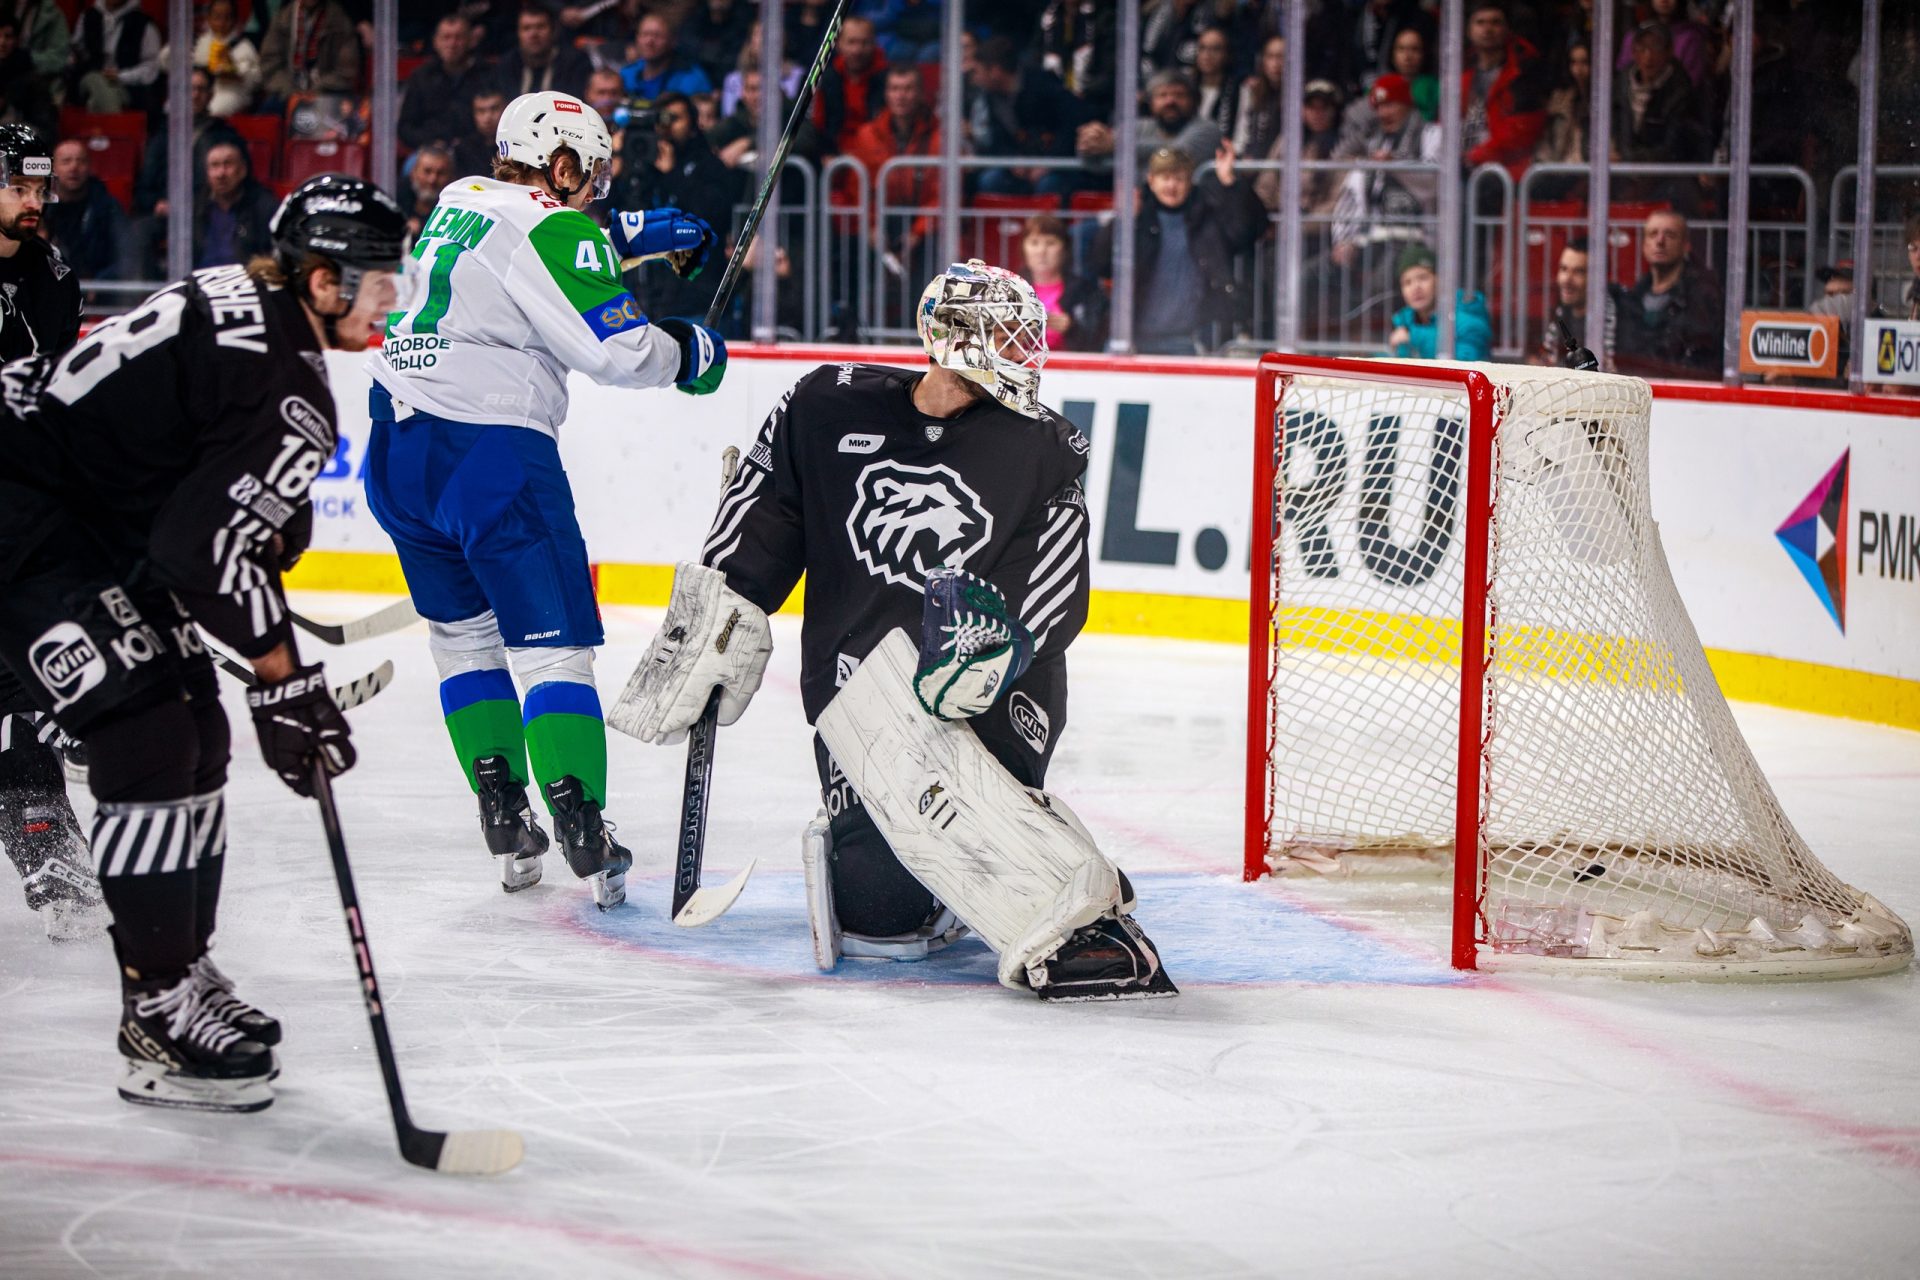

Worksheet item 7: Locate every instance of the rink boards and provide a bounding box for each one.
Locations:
[291,347,1920,728]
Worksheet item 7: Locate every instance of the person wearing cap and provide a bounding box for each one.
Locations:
[1386,241,1492,361]
[1094,142,1264,355]
[1339,22,1439,151]
[1076,68,1222,175]
[1254,79,1343,216]
[1317,73,1439,287]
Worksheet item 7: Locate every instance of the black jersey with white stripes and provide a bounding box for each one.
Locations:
[0,265,335,659]
[704,361,1091,724]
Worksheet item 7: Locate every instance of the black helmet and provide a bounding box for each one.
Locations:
[0,123,51,186]
[269,173,408,305]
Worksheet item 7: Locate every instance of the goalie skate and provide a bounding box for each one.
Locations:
[1028,915,1178,1002]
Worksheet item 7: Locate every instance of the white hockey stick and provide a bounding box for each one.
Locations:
[210,649,395,711]
[291,600,420,646]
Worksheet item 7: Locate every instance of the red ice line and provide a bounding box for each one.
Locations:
[0,1149,834,1280]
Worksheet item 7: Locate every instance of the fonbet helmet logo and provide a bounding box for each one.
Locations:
[1775,448,1848,633]
[846,460,993,592]
[29,622,107,712]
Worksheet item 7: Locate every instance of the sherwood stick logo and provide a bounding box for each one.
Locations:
[1774,450,1848,632]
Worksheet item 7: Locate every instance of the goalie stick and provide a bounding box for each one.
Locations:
[210,649,395,712]
[291,600,421,646]
[311,762,524,1175]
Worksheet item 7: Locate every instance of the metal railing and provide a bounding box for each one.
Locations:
[1829,165,1920,317]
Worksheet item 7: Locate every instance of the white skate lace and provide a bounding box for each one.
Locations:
[190,955,262,1026]
[138,976,246,1054]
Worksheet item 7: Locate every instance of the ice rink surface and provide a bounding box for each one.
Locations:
[3,594,1917,1279]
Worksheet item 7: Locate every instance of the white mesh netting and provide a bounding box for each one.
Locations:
[1258,361,1911,977]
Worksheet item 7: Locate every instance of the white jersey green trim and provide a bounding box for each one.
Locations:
[368,177,681,436]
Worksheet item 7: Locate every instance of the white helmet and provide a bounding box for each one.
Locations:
[496,91,614,202]
[916,259,1049,418]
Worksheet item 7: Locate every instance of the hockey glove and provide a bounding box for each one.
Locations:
[914,567,1034,720]
[657,317,727,396]
[610,562,772,744]
[609,207,717,279]
[247,664,356,798]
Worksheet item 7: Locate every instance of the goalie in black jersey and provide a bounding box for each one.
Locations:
[0,175,407,1111]
[614,260,1175,1001]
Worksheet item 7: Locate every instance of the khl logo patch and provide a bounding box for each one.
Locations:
[845,460,994,591]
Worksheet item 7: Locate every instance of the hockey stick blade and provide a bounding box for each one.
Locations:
[313,765,524,1177]
[292,600,420,646]
[673,858,757,928]
[211,648,393,710]
[669,688,749,925]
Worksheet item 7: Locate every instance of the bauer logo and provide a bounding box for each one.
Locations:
[1009,691,1050,753]
[29,622,107,712]
[846,460,994,592]
[1775,449,1848,633]
[838,432,883,454]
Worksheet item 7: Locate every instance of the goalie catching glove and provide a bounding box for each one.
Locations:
[914,567,1033,720]
[608,562,772,745]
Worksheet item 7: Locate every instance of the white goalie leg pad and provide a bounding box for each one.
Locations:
[428,611,511,682]
[815,630,1121,990]
[609,562,773,744]
[801,811,840,971]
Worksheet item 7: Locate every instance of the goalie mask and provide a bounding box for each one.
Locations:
[917,259,1048,418]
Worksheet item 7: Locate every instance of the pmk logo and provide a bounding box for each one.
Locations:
[1775,449,1848,633]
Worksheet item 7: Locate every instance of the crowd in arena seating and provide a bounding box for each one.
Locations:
[0,1,1909,378]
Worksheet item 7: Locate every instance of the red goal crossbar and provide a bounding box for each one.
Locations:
[1244,354,1503,971]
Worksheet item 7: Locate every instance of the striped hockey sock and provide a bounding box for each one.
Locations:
[439,668,530,791]
[522,681,607,811]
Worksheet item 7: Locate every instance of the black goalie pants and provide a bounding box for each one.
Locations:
[0,488,231,981]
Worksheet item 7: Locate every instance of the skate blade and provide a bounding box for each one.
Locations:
[118,1060,273,1113]
[673,859,757,928]
[1035,968,1180,1003]
[42,899,107,942]
[499,854,544,893]
[590,868,627,911]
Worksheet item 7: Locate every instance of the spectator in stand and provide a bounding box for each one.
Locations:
[403,143,455,241]
[719,20,801,118]
[69,0,163,114]
[711,64,819,179]
[1330,74,1439,259]
[1612,20,1706,207]
[619,89,736,323]
[1234,34,1286,160]
[1615,0,1711,89]
[1460,1,1546,179]
[1903,214,1920,320]
[846,64,941,296]
[191,139,277,269]
[866,0,943,66]
[1340,25,1439,151]
[1142,0,1258,79]
[969,35,1090,198]
[7,0,68,81]
[44,136,128,280]
[495,3,590,100]
[623,12,714,101]
[1535,39,1590,170]
[812,15,886,158]
[585,67,626,179]
[1528,237,1616,368]
[1094,144,1265,356]
[451,85,509,179]
[259,0,360,102]
[1193,27,1238,140]
[1610,208,1724,379]
[189,0,261,117]
[400,13,490,152]
[682,0,752,87]
[132,67,244,218]
[1387,243,1493,361]
[0,17,54,137]
[1020,213,1107,353]
[1390,243,1489,360]
[1079,69,1220,180]
[785,0,835,68]
[1338,0,1435,98]
[1255,78,1343,217]
[1039,0,1116,107]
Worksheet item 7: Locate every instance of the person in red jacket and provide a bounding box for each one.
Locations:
[812,14,888,156]
[845,64,941,325]
[1460,0,1546,179]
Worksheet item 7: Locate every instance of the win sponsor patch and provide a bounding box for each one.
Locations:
[582,292,645,341]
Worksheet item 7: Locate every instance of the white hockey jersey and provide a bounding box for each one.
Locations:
[368,176,683,436]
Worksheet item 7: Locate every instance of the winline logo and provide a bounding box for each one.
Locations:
[1774,449,1848,633]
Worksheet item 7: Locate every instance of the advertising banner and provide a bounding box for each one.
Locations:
[1865,319,1920,385]
[1738,311,1839,378]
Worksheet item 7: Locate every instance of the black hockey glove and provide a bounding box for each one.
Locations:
[247,664,356,797]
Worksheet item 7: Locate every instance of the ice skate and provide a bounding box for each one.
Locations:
[543,776,630,910]
[118,973,274,1113]
[191,952,282,1047]
[1,789,105,941]
[474,755,548,892]
[1028,915,1178,1002]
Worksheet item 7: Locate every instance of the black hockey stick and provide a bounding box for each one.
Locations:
[311,762,523,1175]
[695,0,849,329]
[670,686,753,925]
[291,600,420,646]
[210,649,394,712]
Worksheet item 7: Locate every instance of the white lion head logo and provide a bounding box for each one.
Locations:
[846,461,994,591]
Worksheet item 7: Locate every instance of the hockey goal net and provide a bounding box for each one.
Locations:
[1245,355,1911,978]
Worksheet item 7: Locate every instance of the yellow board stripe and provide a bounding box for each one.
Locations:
[284,550,1920,731]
